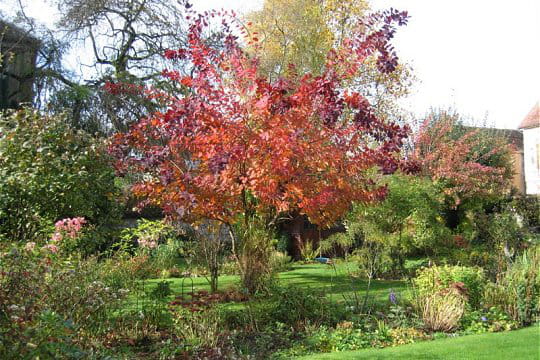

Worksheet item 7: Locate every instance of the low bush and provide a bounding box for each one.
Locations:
[484,246,540,325]
[269,251,293,273]
[0,245,129,358]
[269,285,348,330]
[461,307,518,334]
[414,265,485,307]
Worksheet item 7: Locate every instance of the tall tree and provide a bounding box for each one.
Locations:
[5,0,196,134]
[112,8,410,291]
[50,0,196,133]
[245,0,414,121]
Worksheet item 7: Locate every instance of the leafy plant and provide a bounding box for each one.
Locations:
[484,246,540,325]
[461,307,518,334]
[269,286,347,330]
[414,265,485,307]
[0,108,120,244]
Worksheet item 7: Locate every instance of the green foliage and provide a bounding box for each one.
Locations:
[269,286,348,330]
[274,321,429,358]
[120,219,183,247]
[299,240,321,262]
[343,174,450,278]
[303,324,389,353]
[172,306,225,353]
[0,108,120,243]
[414,265,485,307]
[513,195,540,229]
[150,280,172,300]
[117,219,192,278]
[461,307,518,334]
[484,246,540,325]
[295,326,539,360]
[233,218,278,294]
[269,250,293,272]
[0,245,129,358]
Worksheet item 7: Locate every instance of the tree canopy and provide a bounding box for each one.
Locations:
[112,8,411,228]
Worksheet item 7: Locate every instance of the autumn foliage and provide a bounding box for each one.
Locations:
[111,8,410,228]
[411,111,514,207]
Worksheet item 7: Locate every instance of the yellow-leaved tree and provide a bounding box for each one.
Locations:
[245,0,415,121]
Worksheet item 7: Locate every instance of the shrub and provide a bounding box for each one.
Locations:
[234,219,277,294]
[484,246,540,325]
[269,251,293,272]
[514,195,540,229]
[389,327,430,346]
[172,306,224,353]
[0,108,120,243]
[414,265,485,307]
[0,245,129,357]
[461,307,518,334]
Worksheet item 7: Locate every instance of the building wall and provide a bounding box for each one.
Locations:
[523,127,540,194]
[0,21,39,110]
[511,149,526,193]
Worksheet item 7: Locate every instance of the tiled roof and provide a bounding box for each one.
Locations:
[519,102,540,129]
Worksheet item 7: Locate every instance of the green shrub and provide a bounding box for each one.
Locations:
[0,245,129,357]
[484,246,540,325]
[514,195,540,229]
[414,265,485,307]
[172,306,224,352]
[461,307,518,334]
[269,250,293,272]
[0,108,120,243]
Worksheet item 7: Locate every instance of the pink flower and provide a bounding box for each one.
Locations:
[25,242,36,251]
[53,217,87,240]
[51,232,63,242]
[42,244,59,253]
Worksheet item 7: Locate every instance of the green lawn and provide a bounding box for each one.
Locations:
[298,326,540,359]
[144,262,406,303]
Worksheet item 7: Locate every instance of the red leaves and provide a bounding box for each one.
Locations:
[411,112,513,207]
[344,92,363,109]
[103,81,143,95]
[180,77,193,87]
[111,8,410,226]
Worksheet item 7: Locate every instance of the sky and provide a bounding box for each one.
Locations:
[1,0,539,129]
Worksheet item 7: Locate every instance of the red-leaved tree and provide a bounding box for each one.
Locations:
[112,8,410,291]
[412,110,514,210]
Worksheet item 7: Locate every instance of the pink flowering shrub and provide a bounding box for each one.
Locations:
[52,217,87,241]
[45,217,87,254]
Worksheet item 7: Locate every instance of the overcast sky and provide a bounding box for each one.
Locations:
[1,0,538,129]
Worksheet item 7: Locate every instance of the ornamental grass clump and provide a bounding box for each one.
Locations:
[419,289,466,332]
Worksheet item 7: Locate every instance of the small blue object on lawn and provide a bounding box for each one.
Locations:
[314,257,331,264]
